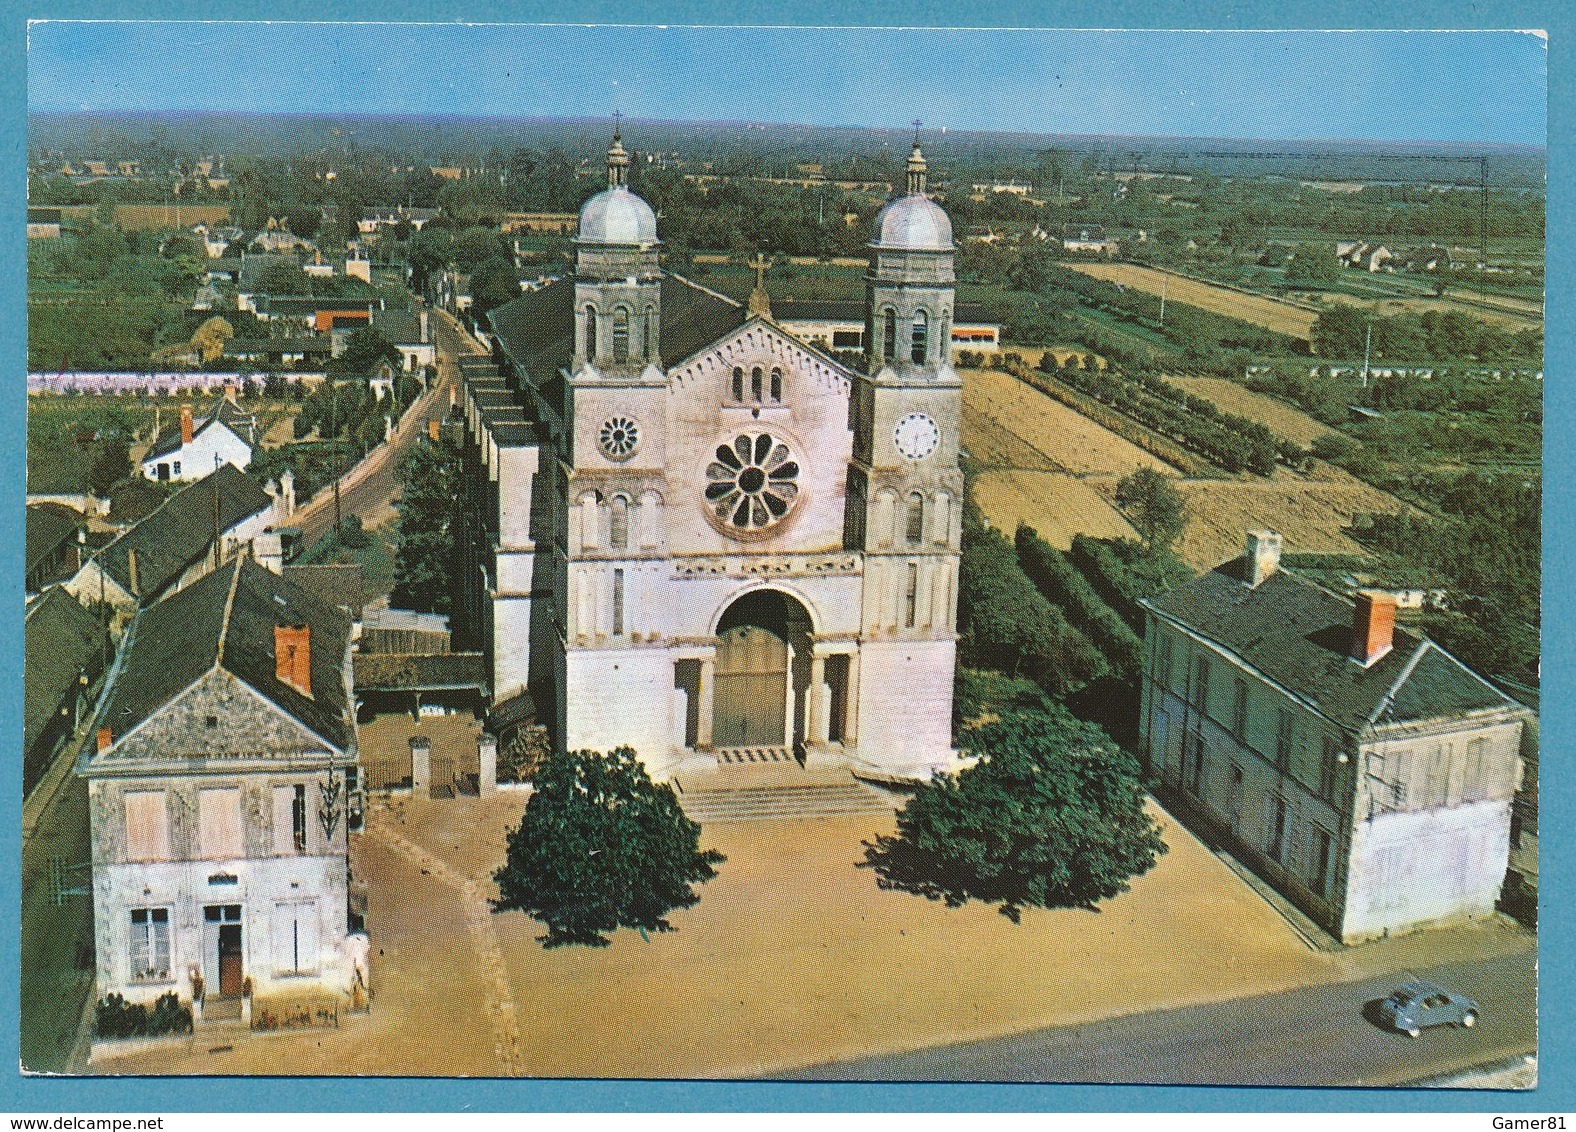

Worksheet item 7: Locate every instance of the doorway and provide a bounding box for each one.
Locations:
[203,903,243,997]
[712,590,812,752]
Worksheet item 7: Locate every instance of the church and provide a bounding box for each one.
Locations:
[461,128,964,782]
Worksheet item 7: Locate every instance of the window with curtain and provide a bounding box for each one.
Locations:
[129,907,171,982]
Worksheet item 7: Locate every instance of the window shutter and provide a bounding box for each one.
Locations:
[296,900,320,973]
[273,786,296,855]
[272,902,297,975]
[124,791,169,861]
[199,787,243,859]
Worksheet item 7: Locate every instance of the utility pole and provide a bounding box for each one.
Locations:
[1159,275,1168,329]
[1361,318,1373,390]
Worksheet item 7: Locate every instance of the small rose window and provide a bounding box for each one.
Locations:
[598,416,639,460]
[705,432,800,533]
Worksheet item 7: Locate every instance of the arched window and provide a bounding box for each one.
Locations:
[584,305,598,358]
[609,495,630,550]
[731,366,745,402]
[612,307,630,364]
[881,307,897,362]
[911,309,930,365]
[751,366,764,402]
[769,367,783,403]
[644,306,656,361]
[905,492,925,544]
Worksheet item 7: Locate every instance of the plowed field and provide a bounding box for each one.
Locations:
[1068,262,1318,342]
[1175,473,1401,570]
[1168,377,1337,447]
[962,367,1179,478]
[972,469,1137,548]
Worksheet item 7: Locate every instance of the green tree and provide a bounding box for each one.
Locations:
[391,434,462,613]
[1114,467,1187,554]
[493,746,725,947]
[87,438,131,495]
[1285,244,1339,287]
[329,326,400,378]
[863,707,1166,919]
[470,255,522,313]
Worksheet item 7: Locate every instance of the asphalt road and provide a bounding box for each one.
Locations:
[293,308,477,546]
[784,948,1536,1087]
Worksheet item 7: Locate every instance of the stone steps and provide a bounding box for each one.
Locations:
[677,780,895,823]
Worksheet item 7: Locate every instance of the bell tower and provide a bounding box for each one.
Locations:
[847,124,963,776]
[572,118,662,376]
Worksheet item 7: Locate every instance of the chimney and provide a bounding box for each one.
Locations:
[1351,590,1397,666]
[427,419,441,442]
[180,404,195,445]
[1245,529,1282,587]
[96,726,114,753]
[224,384,238,406]
[419,309,430,343]
[274,624,313,697]
[127,547,140,597]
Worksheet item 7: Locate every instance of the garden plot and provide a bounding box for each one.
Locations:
[1168,377,1338,448]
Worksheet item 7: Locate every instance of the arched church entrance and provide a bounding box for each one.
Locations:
[712,589,813,754]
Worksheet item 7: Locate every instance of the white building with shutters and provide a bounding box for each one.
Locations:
[79,557,363,1020]
[465,129,964,781]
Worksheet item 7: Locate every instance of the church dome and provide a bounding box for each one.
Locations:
[871,193,953,252]
[577,185,659,246]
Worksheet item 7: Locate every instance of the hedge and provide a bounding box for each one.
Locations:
[1016,525,1144,679]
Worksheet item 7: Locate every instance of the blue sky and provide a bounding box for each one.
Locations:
[27,22,1547,146]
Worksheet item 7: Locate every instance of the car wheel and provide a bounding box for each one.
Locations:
[1462,1011,1478,1029]
[1406,1026,1422,1039]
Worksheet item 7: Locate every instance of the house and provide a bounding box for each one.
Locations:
[500,212,579,236]
[357,206,440,235]
[1138,531,1533,944]
[27,207,63,239]
[66,464,279,620]
[372,309,435,372]
[27,503,84,593]
[434,270,473,314]
[140,397,256,484]
[1062,223,1118,254]
[79,557,363,1023]
[222,336,334,368]
[24,586,109,796]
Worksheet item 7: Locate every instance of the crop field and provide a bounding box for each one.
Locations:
[1174,472,1401,571]
[1312,292,1543,332]
[962,367,1179,479]
[1167,377,1338,447]
[972,469,1137,548]
[1068,262,1319,343]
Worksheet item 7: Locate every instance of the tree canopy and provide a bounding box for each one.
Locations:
[1114,467,1188,554]
[391,432,462,613]
[493,746,725,947]
[863,706,1166,920]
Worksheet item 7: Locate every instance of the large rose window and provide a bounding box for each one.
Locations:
[705,432,800,534]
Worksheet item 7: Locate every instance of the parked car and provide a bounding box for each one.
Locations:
[1375,980,1479,1038]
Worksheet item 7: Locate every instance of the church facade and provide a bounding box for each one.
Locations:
[463,131,963,781]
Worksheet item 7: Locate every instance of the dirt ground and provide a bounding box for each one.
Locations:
[1066,262,1318,342]
[1174,470,1403,570]
[1168,377,1338,447]
[87,791,1530,1079]
[972,469,1137,548]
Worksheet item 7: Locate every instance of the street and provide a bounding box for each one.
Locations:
[788,947,1537,1087]
[291,308,482,546]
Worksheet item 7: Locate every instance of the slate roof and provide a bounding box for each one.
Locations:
[97,556,354,755]
[283,564,370,620]
[24,587,108,756]
[373,309,424,345]
[26,504,80,580]
[1143,557,1523,733]
[143,398,260,461]
[352,652,488,692]
[91,464,272,602]
[487,272,748,380]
